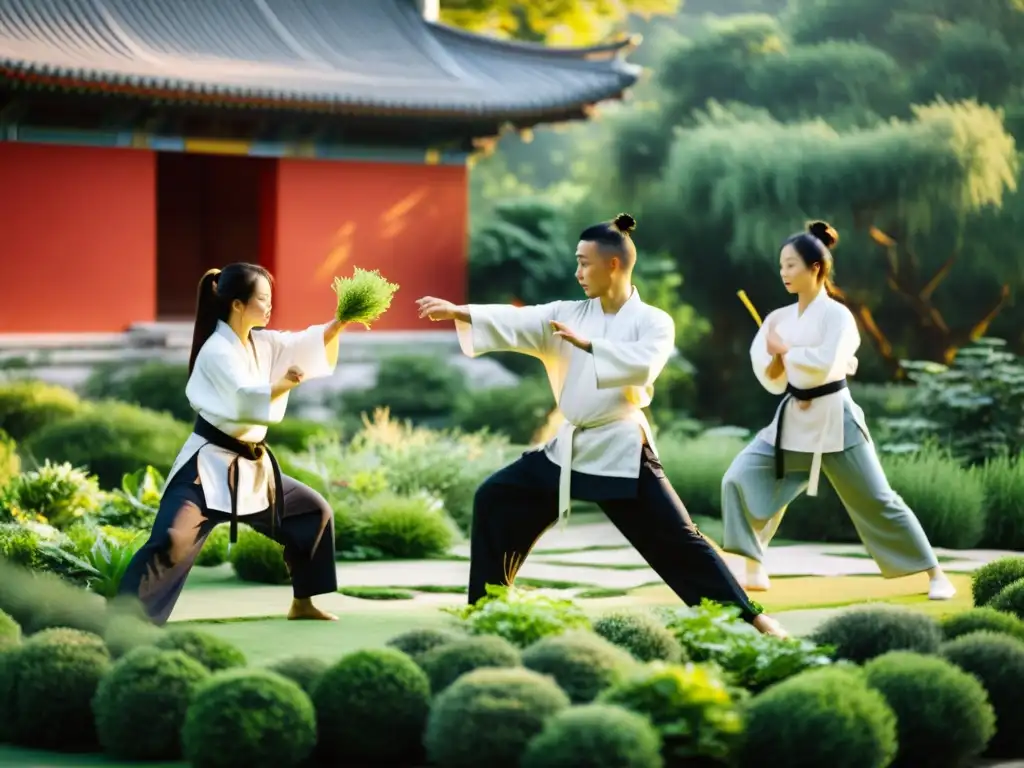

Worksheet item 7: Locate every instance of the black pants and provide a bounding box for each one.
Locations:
[119,454,337,625]
[469,447,761,623]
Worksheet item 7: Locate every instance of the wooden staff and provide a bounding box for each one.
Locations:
[737,289,763,327]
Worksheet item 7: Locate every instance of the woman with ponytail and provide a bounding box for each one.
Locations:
[120,263,348,624]
[719,222,956,601]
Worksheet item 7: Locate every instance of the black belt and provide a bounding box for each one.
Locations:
[774,379,848,480]
[193,416,283,544]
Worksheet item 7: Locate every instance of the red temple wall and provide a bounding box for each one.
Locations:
[0,142,156,333]
[266,158,468,332]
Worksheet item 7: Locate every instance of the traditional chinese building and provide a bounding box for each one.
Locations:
[0,0,639,338]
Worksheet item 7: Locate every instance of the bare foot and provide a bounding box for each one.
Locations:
[287,598,338,621]
[745,561,771,592]
[753,614,789,639]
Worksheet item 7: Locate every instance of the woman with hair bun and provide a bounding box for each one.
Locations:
[120,263,350,625]
[720,222,956,601]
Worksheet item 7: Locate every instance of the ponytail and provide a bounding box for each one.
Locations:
[188,269,224,376]
[823,274,845,301]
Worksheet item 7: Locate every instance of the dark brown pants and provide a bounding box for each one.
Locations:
[119,454,337,625]
[468,447,761,623]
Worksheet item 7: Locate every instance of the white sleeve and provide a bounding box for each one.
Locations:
[456,302,561,358]
[785,306,860,379]
[750,311,787,395]
[591,311,675,390]
[190,345,278,425]
[258,324,339,382]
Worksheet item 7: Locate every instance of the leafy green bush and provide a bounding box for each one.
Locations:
[881,444,985,549]
[876,341,1024,464]
[521,630,637,704]
[940,607,1024,642]
[0,429,19,490]
[863,651,995,767]
[941,631,1024,758]
[972,556,1024,606]
[0,522,47,570]
[735,666,898,768]
[341,355,467,423]
[664,601,834,691]
[0,460,104,529]
[418,635,521,694]
[0,608,19,649]
[312,647,431,765]
[592,609,685,663]
[265,655,328,696]
[990,578,1024,620]
[658,433,746,519]
[196,525,230,567]
[0,380,84,441]
[385,626,465,661]
[424,666,571,768]
[971,453,1024,550]
[102,609,163,659]
[354,491,457,559]
[23,401,190,488]
[809,605,942,663]
[266,419,341,453]
[183,669,316,768]
[452,376,555,444]
[521,703,664,768]
[12,630,113,750]
[783,482,859,543]
[96,465,164,530]
[93,646,210,760]
[154,628,247,672]
[229,528,289,585]
[598,661,741,764]
[82,361,192,422]
[446,585,592,648]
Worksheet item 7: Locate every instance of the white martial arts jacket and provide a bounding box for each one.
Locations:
[456,288,675,521]
[751,288,869,495]
[167,320,339,516]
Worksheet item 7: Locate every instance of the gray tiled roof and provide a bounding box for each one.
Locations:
[0,0,641,118]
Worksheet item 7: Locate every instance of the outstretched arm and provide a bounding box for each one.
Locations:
[417,296,559,358]
[259,320,343,383]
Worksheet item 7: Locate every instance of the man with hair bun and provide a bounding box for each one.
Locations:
[416,213,787,637]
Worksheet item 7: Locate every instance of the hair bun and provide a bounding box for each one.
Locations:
[613,213,637,234]
[807,220,838,248]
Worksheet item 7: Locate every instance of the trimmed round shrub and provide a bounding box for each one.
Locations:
[23,401,190,488]
[521,703,664,768]
[13,630,113,750]
[196,525,230,567]
[385,626,464,660]
[864,651,995,767]
[941,631,1024,758]
[154,628,247,672]
[972,556,1024,607]
[312,647,431,764]
[990,578,1024,620]
[522,630,637,703]
[28,626,107,651]
[82,361,191,422]
[940,606,1024,642]
[735,666,897,768]
[592,609,684,663]
[355,491,456,559]
[598,661,741,765]
[93,646,211,760]
[229,528,290,585]
[102,610,163,659]
[0,609,20,650]
[183,669,316,768]
[265,655,328,696]
[0,380,84,441]
[810,605,942,663]
[424,667,572,768]
[418,635,521,694]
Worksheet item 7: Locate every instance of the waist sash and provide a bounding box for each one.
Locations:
[774,379,848,480]
[193,416,284,544]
